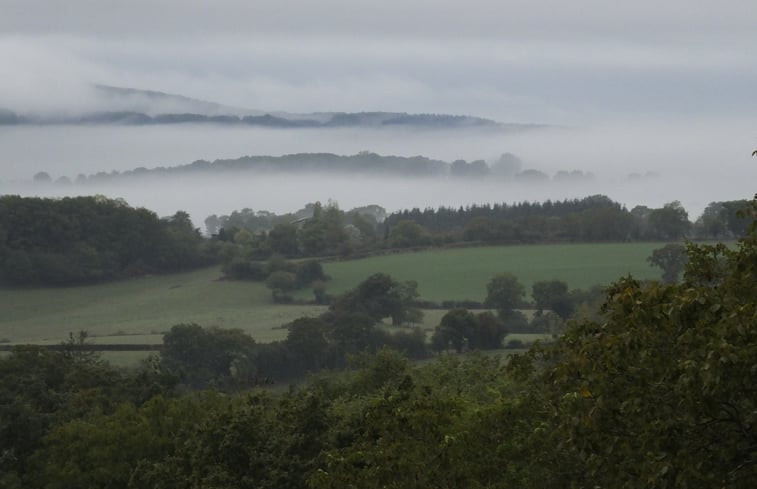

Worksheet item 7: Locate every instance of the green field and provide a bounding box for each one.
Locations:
[316,242,665,302]
[1,242,665,351]
[0,266,325,345]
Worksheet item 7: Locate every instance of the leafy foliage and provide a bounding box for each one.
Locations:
[519,195,757,487]
[0,196,213,285]
[0,345,175,486]
[485,272,525,314]
[647,242,688,283]
[431,309,508,352]
[332,273,421,325]
[532,279,575,319]
[161,324,260,388]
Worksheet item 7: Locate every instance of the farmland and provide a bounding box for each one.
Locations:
[1,242,664,350]
[317,242,665,302]
[0,266,325,346]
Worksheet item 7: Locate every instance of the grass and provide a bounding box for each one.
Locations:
[0,266,325,345]
[315,242,665,302]
[0,242,667,361]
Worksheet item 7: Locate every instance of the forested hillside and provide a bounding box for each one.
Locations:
[0,196,215,285]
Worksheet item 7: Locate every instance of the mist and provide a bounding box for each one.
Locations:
[1,1,755,227]
[2,119,754,227]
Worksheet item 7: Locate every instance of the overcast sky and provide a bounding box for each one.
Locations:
[1,0,756,124]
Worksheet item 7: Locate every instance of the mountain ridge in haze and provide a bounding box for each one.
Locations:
[35,150,597,185]
[0,85,544,131]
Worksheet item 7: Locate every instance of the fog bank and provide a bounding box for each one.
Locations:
[1,120,754,227]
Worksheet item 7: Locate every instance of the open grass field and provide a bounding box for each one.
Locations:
[0,266,325,346]
[1,242,665,358]
[316,242,665,302]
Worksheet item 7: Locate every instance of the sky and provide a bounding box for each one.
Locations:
[1,0,756,124]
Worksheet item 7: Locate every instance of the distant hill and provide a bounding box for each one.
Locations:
[38,151,594,184]
[0,85,543,131]
[66,152,456,182]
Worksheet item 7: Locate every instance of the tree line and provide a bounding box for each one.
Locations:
[210,196,751,285]
[386,195,752,242]
[1,194,750,287]
[0,195,216,286]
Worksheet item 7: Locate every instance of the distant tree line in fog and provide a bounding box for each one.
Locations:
[28,151,596,184]
[0,107,509,129]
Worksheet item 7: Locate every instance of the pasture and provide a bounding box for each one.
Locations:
[1,242,666,363]
[0,266,325,346]
[317,242,665,302]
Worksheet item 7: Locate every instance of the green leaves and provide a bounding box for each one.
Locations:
[531,202,757,487]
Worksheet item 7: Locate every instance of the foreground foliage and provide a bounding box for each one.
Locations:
[525,201,757,487]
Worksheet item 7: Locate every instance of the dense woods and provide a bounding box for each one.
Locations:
[0,195,216,285]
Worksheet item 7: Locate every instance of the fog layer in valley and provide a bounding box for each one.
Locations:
[1,120,754,227]
[2,2,754,228]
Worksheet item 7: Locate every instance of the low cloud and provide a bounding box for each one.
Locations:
[1,34,755,124]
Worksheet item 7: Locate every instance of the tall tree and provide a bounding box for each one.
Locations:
[647,243,688,283]
[485,273,525,315]
[532,279,574,319]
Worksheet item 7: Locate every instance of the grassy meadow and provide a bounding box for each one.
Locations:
[0,266,325,346]
[1,242,665,361]
[316,242,664,302]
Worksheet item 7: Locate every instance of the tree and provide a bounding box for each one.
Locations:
[431,308,477,353]
[204,214,221,236]
[532,280,574,319]
[485,273,525,315]
[312,280,328,304]
[648,200,690,239]
[161,324,259,388]
[348,212,377,241]
[266,270,297,301]
[286,317,331,372]
[32,171,52,183]
[299,202,349,256]
[521,195,757,487]
[388,220,430,248]
[332,273,421,325]
[470,311,508,349]
[432,309,507,353]
[296,260,327,286]
[268,222,300,256]
[491,152,522,177]
[30,398,196,489]
[647,242,688,283]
